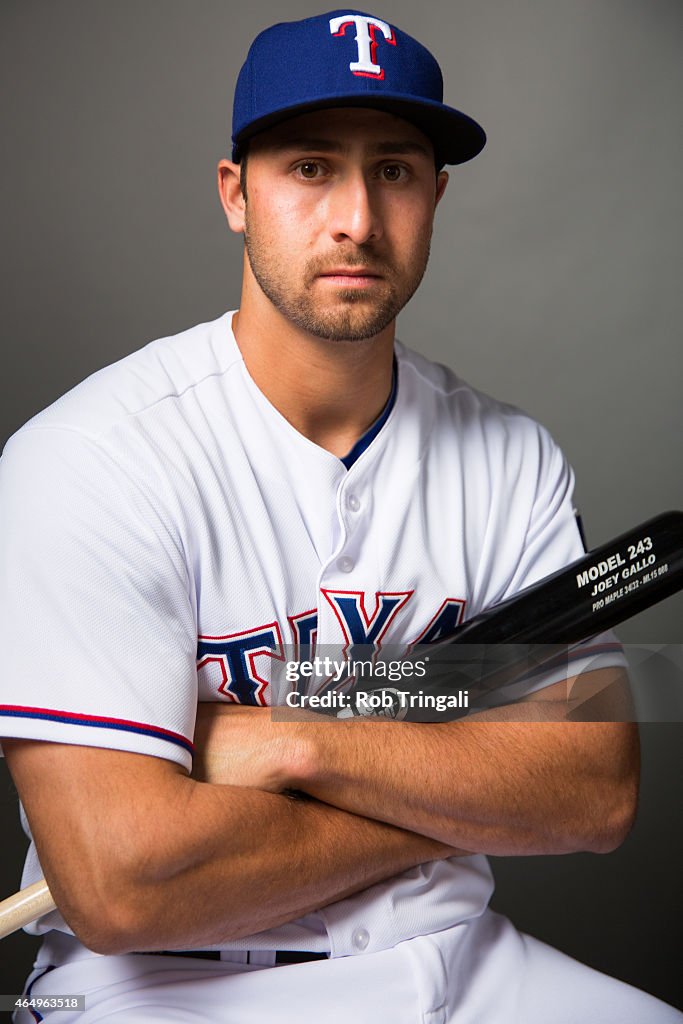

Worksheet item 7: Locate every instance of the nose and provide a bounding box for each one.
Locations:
[327,172,383,246]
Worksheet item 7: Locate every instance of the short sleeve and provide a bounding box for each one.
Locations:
[488,422,626,698]
[503,422,583,595]
[0,426,198,771]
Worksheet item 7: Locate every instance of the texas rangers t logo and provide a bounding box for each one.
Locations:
[329,14,396,79]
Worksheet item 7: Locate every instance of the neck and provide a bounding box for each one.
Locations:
[232,267,396,459]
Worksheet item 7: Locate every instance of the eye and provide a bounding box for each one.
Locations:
[296,161,322,179]
[381,164,407,182]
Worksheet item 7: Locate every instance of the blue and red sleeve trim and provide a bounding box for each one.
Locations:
[0,705,194,757]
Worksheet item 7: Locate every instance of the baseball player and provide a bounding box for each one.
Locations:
[0,9,680,1023]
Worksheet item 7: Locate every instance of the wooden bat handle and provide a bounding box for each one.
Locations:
[0,879,55,940]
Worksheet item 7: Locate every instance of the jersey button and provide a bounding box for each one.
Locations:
[337,556,354,573]
[352,928,370,951]
[347,494,361,512]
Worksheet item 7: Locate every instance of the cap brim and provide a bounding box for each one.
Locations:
[232,93,486,166]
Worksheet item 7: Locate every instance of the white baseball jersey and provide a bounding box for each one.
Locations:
[0,310,624,966]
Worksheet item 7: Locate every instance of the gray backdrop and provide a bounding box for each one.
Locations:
[1,0,681,1010]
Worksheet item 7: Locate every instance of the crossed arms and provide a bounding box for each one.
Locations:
[4,669,638,955]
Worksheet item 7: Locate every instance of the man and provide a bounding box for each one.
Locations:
[0,9,680,1023]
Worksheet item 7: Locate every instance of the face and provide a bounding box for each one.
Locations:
[234,108,448,342]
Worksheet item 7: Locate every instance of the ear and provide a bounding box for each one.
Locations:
[435,170,449,208]
[217,159,246,233]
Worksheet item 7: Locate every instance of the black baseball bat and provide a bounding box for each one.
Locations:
[339,512,683,719]
[441,510,683,646]
[397,510,683,716]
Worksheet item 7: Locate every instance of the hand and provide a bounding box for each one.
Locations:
[191,702,320,791]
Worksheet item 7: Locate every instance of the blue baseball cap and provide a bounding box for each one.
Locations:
[231,10,486,167]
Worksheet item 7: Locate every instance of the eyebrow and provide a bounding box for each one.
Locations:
[272,137,432,158]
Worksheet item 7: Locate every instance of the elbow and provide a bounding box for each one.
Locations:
[85,898,159,956]
[56,874,152,955]
[587,773,639,853]
[584,800,636,855]
[563,724,640,855]
[48,835,170,954]
[584,749,640,855]
[71,916,139,958]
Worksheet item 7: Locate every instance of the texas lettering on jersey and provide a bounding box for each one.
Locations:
[197,590,466,705]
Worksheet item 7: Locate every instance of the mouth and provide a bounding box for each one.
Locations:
[316,268,383,287]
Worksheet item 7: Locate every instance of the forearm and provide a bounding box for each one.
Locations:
[292,714,639,856]
[194,670,639,857]
[119,778,460,953]
[5,740,460,956]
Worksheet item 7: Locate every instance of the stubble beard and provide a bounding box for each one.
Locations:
[244,215,432,342]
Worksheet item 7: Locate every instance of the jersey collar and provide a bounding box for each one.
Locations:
[340,356,398,470]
